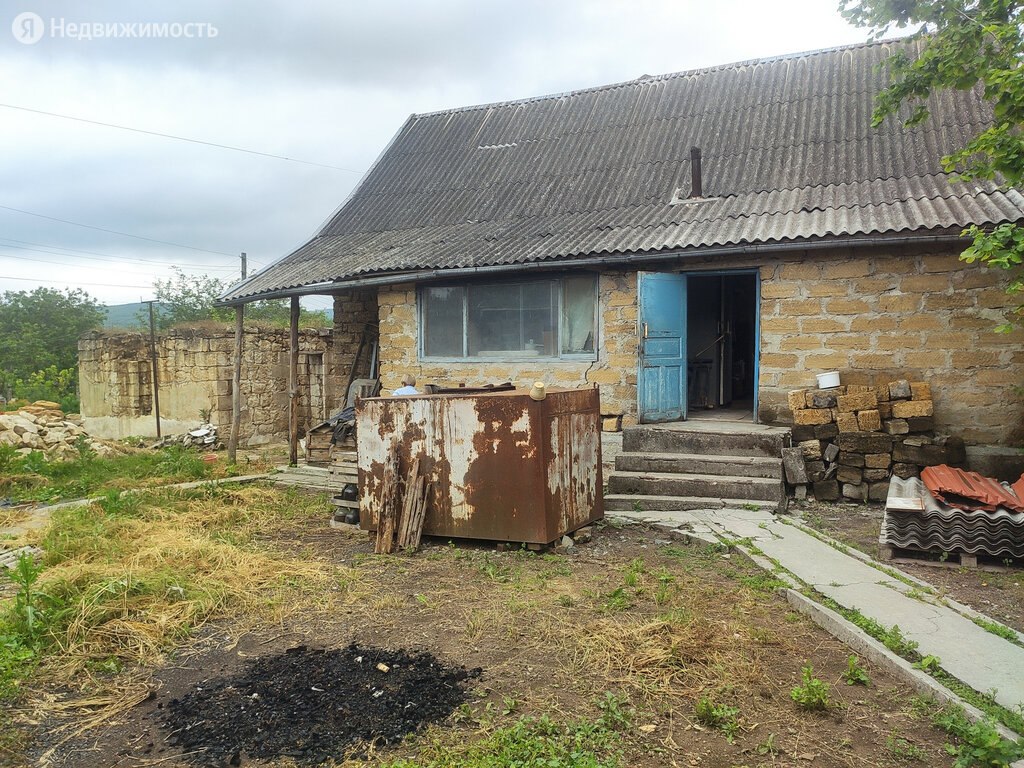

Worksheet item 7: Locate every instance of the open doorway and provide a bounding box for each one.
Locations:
[685,272,757,421]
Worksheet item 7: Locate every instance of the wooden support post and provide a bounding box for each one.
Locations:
[227,304,244,464]
[289,296,300,466]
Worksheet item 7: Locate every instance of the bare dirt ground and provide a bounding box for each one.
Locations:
[792,499,1024,634]
[14,489,969,768]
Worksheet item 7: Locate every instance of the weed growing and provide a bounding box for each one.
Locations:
[886,733,927,762]
[790,664,830,711]
[970,615,1022,647]
[842,655,870,686]
[928,702,1024,768]
[694,696,740,742]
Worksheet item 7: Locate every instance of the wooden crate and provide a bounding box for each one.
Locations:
[305,428,334,466]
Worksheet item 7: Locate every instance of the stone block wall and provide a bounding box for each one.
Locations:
[376,271,640,425]
[753,246,1024,447]
[80,325,335,445]
[333,288,379,390]
[371,242,1022,453]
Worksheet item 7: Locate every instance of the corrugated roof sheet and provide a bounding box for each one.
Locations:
[922,465,1024,513]
[223,39,1024,302]
[884,476,1024,558]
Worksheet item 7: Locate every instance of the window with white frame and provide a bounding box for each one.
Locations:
[420,275,597,359]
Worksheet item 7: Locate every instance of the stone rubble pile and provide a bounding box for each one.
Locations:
[150,423,223,451]
[786,378,965,502]
[0,400,122,461]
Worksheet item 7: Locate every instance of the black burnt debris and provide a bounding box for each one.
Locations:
[160,643,482,765]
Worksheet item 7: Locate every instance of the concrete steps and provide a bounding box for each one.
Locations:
[605,422,791,514]
[607,470,784,502]
[622,424,789,457]
[614,451,782,478]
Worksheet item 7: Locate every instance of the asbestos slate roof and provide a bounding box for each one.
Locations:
[223,38,1024,302]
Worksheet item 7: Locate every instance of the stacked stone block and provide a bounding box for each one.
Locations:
[787,377,965,502]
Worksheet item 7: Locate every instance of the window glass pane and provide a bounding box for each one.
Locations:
[422,286,464,357]
[561,275,596,354]
[468,282,556,356]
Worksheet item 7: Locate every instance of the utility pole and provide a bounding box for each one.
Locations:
[227,252,248,464]
[143,300,162,438]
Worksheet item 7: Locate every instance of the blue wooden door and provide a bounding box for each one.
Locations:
[638,272,687,423]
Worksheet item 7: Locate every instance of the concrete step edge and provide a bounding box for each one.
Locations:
[607,470,781,486]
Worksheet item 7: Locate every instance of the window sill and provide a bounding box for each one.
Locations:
[419,355,597,364]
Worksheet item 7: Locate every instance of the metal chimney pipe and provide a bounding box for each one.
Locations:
[690,146,703,198]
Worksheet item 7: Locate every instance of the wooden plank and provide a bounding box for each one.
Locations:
[396,457,421,550]
[374,454,399,554]
[881,544,1016,572]
[407,477,429,551]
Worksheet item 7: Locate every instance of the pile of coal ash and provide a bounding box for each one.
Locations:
[160,643,481,764]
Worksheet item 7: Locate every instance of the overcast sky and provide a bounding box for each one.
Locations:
[0,1,888,309]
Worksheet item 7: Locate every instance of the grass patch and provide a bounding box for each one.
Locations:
[378,695,630,768]
[0,445,249,504]
[0,485,338,708]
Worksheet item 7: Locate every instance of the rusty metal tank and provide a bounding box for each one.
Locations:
[355,387,603,544]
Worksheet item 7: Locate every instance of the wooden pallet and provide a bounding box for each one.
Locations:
[879,544,1019,572]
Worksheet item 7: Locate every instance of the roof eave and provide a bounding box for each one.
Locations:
[213,229,971,307]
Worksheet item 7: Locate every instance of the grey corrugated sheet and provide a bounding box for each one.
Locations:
[223,39,1024,302]
[883,477,1024,558]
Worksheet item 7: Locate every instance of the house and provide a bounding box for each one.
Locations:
[218,39,1024,473]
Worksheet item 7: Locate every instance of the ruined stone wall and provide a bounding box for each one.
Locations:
[377,271,639,424]
[80,326,334,445]
[372,243,1023,451]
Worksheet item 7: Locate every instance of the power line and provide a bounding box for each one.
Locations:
[0,250,240,279]
[0,204,236,256]
[0,274,151,289]
[0,238,241,272]
[0,103,365,174]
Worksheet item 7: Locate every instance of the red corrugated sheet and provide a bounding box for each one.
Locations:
[921,464,1024,514]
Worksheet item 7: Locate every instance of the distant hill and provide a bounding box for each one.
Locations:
[102,302,332,329]
[102,302,161,329]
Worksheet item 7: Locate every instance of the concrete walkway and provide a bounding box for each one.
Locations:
[619,506,1024,714]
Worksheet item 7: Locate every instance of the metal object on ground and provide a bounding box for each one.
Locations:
[356,387,603,544]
